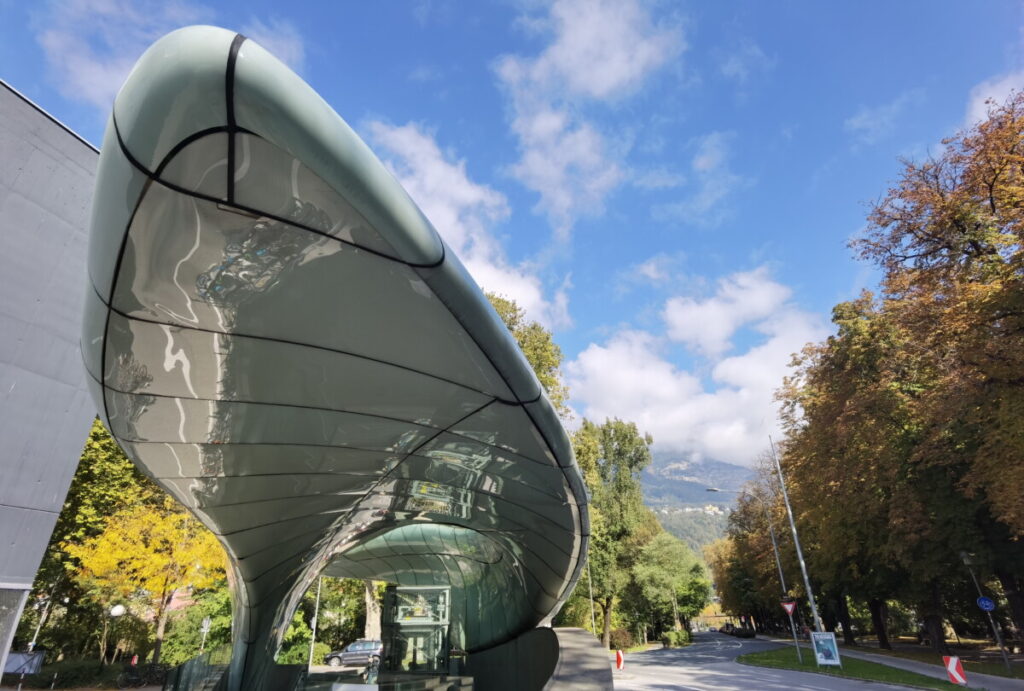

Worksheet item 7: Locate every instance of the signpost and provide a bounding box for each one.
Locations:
[810,631,841,667]
[199,616,211,654]
[960,553,1012,673]
[943,656,968,686]
[781,601,802,664]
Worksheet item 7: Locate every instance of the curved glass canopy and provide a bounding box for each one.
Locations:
[81,26,588,689]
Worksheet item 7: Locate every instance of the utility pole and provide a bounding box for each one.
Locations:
[308,577,323,667]
[770,436,823,632]
[707,486,802,662]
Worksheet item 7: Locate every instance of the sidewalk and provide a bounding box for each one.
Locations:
[764,637,1024,691]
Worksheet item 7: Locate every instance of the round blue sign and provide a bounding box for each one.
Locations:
[977,596,996,612]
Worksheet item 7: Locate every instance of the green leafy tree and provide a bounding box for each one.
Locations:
[161,585,232,665]
[632,532,709,632]
[575,418,654,648]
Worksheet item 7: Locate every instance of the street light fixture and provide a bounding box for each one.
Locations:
[108,604,126,665]
[708,486,803,662]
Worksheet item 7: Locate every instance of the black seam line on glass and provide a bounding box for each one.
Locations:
[107,436,403,461]
[336,490,578,562]
[111,116,445,271]
[89,281,518,406]
[98,381,447,432]
[226,34,246,202]
[97,153,154,429]
[108,401,559,471]
[416,272,543,407]
[103,387,561,472]
[235,521,514,568]
[125,437,567,502]
[151,126,254,178]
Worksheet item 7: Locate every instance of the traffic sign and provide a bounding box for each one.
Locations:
[977,596,996,612]
[781,601,796,616]
[943,656,967,685]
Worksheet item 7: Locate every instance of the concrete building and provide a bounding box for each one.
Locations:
[0,81,98,673]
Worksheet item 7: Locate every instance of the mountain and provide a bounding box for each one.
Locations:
[641,456,755,507]
[641,456,755,553]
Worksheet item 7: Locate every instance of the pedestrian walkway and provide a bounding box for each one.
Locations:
[765,637,1024,691]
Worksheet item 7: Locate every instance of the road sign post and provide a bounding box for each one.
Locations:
[961,553,1012,673]
[781,601,802,664]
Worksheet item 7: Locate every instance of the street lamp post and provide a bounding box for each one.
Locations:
[708,487,802,663]
[770,437,823,632]
[108,604,126,665]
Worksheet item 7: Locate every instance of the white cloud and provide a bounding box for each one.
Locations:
[241,17,306,74]
[367,121,570,329]
[652,131,748,226]
[35,1,306,115]
[36,0,214,113]
[567,267,828,465]
[965,71,1024,125]
[495,0,683,237]
[844,88,925,145]
[632,168,686,190]
[719,39,775,85]
[663,266,790,357]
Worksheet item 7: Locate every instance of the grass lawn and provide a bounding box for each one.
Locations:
[737,646,963,690]
[851,644,1024,680]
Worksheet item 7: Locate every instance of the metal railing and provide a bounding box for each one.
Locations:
[162,645,230,691]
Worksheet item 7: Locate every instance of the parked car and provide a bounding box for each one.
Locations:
[708,626,717,632]
[325,640,382,668]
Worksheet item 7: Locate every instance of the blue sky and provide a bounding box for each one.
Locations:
[3,0,1022,466]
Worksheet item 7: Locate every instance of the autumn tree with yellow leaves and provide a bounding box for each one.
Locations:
[64,495,225,664]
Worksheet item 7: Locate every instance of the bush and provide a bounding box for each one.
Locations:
[1,659,123,689]
[608,628,635,650]
[660,630,691,648]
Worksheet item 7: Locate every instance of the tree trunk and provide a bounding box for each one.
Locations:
[996,569,1024,638]
[99,617,109,663]
[868,598,891,650]
[152,590,175,665]
[836,592,856,646]
[671,597,681,631]
[922,583,949,655]
[602,597,613,649]
[364,581,382,640]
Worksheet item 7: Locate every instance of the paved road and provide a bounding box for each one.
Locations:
[613,631,909,690]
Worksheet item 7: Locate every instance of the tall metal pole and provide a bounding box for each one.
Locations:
[961,556,1012,673]
[709,486,803,662]
[769,436,823,632]
[308,577,323,667]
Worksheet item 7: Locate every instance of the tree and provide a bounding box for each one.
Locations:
[487,293,569,416]
[16,420,160,652]
[632,532,708,632]
[575,418,654,647]
[161,585,232,665]
[64,495,225,664]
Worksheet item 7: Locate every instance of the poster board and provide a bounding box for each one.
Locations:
[810,631,841,666]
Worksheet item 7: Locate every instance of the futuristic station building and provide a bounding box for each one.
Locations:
[62,26,596,689]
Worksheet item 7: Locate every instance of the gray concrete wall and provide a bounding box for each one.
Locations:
[0,80,99,668]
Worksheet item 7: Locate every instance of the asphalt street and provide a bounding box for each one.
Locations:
[613,631,910,691]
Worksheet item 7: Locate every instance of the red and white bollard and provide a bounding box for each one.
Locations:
[615,649,624,670]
